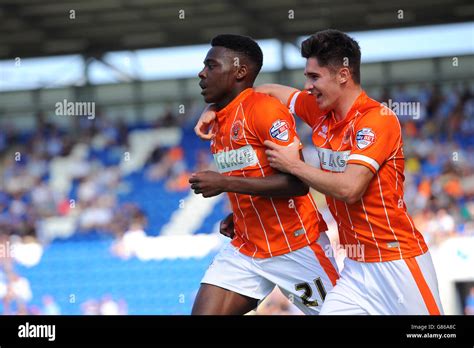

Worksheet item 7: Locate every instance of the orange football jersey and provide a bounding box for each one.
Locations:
[287,90,428,262]
[211,88,328,258]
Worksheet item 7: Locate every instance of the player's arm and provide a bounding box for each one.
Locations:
[254,84,299,105]
[189,151,309,198]
[217,150,309,197]
[264,137,373,203]
[265,110,401,204]
[194,84,298,140]
[291,160,373,204]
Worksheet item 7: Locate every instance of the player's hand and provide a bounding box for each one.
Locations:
[264,137,301,174]
[194,105,217,140]
[189,171,227,198]
[219,213,235,239]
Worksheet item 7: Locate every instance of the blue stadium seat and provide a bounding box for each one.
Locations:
[15,233,216,314]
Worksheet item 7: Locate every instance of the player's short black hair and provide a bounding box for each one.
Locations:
[211,34,263,81]
[301,29,361,84]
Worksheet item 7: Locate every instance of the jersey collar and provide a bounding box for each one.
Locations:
[328,90,368,128]
[215,88,254,121]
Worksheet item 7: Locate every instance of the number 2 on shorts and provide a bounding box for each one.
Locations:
[294,277,327,307]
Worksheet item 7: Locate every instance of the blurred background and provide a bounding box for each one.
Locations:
[0,0,473,315]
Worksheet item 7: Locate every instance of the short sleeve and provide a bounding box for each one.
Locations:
[251,97,302,148]
[286,90,324,127]
[347,110,401,174]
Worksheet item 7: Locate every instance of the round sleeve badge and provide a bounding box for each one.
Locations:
[356,128,376,149]
[269,120,290,142]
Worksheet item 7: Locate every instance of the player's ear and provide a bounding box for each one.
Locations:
[338,67,350,84]
[235,64,248,81]
[232,56,248,81]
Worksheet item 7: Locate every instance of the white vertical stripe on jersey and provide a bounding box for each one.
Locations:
[388,112,422,255]
[361,197,382,262]
[404,209,424,254]
[332,197,348,245]
[311,116,328,134]
[226,107,249,240]
[233,193,249,240]
[243,107,292,252]
[377,172,403,259]
[307,193,321,225]
[238,103,294,253]
[229,104,273,256]
[344,202,364,262]
[288,91,301,117]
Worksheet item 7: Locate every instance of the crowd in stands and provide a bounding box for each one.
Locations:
[393,84,473,247]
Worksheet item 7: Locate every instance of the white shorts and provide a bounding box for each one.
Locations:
[320,251,444,315]
[201,232,339,315]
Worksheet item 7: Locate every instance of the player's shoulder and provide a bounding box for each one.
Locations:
[356,95,400,129]
[246,90,288,112]
[243,90,294,136]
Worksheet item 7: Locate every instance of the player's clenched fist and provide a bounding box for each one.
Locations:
[189,170,227,197]
[219,213,235,239]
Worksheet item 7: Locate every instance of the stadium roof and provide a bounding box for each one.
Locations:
[1,0,473,60]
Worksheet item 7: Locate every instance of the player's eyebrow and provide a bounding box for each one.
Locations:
[203,58,219,64]
[304,71,320,77]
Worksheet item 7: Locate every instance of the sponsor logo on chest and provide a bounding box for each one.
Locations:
[213,145,258,173]
[316,147,350,172]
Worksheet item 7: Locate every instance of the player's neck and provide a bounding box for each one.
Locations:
[215,85,253,110]
[333,85,363,122]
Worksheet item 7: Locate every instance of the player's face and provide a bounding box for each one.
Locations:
[303,57,342,111]
[198,47,238,104]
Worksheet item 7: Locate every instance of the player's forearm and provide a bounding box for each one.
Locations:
[290,161,356,203]
[223,173,309,198]
[254,84,298,105]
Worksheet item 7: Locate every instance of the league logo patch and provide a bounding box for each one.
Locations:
[231,120,243,141]
[269,120,289,142]
[356,128,375,149]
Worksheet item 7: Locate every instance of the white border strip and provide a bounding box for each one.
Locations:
[348,154,380,172]
[288,91,301,117]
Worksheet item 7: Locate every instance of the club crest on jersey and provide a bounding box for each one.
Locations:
[270,120,289,142]
[231,120,243,141]
[356,128,375,149]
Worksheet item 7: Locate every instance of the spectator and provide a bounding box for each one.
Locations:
[465,287,474,315]
[42,295,61,315]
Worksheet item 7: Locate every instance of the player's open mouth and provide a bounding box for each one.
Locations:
[316,92,323,100]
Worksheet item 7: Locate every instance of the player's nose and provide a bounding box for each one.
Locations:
[198,68,206,79]
[304,80,314,91]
